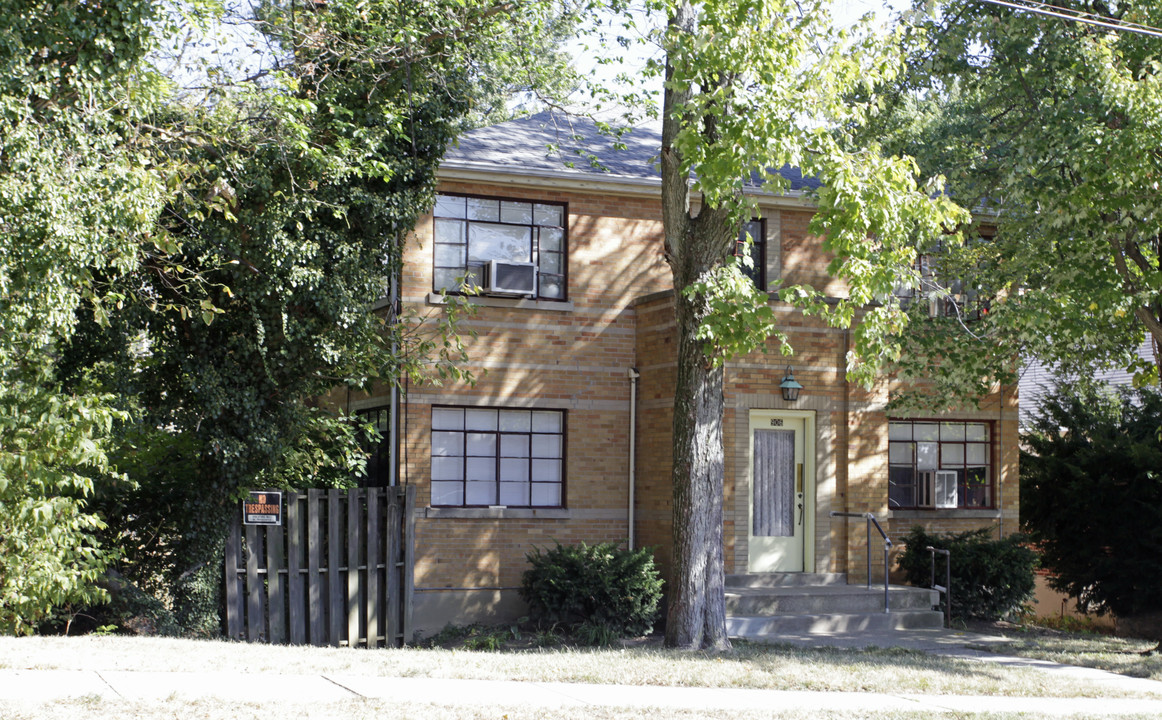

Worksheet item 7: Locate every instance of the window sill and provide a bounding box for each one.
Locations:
[888,509,1001,520]
[424,507,570,520]
[426,292,574,313]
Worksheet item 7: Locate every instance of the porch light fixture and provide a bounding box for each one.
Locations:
[780,366,803,402]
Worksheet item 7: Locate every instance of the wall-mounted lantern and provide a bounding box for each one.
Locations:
[780,366,803,402]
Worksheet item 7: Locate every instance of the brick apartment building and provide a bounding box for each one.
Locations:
[345,112,1020,634]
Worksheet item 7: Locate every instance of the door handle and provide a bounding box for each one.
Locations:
[797,498,804,526]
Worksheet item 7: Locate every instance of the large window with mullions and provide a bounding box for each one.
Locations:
[888,420,993,509]
[432,194,567,300]
[430,406,565,508]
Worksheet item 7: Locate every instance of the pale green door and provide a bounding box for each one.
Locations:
[748,417,805,572]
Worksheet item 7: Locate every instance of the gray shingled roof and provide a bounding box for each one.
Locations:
[443,111,822,192]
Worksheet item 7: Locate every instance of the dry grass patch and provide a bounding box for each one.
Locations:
[0,698,1136,720]
[0,635,1149,699]
[966,621,1162,682]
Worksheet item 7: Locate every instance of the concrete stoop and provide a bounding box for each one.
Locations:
[725,573,944,639]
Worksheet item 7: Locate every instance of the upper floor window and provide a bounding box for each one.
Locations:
[888,420,993,509]
[735,218,765,289]
[432,194,567,301]
[895,250,989,321]
[430,406,565,508]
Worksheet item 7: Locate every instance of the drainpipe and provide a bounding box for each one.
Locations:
[628,367,640,550]
[388,262,401,487]
[996,380,1004,539]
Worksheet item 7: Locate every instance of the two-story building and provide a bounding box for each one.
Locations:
[346,112,1020,635]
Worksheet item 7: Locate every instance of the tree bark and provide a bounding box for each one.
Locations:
[664,268,732,651]
[659,2,737,650]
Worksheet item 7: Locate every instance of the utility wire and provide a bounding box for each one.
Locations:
[974,0,1162,39]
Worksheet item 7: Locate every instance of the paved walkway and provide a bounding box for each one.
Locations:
[2,628,1161,716]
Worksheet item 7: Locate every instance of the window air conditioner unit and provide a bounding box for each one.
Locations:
[483,260,537,296]
[934,470,958,509]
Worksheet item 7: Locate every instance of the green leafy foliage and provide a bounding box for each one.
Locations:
[520,542,663,643]
[898,526,1037,622]
[864,1,1162,406]
[0,0,167,634]
[617,0,968,650]
[1021,383,1162,618]
[3,0,578,633]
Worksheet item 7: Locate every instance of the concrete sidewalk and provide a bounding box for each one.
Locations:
[3,666,1162,716]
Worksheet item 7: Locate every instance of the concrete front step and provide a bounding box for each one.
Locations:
[728,609,946,637]
[724,575,944,640]
[726,573,848,588]
[726,584,938,615]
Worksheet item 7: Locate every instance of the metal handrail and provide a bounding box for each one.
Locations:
[927,546,951,628]
[830,511,892,613]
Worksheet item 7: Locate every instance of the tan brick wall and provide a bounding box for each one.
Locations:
[396,180,668,596]
[385,179,1020,624]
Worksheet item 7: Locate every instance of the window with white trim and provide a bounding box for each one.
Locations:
[430,406,565,508]
[432,194,567,300]
[888,420,993,509]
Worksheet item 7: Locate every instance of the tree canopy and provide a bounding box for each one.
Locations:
[867,0,1162,407]
[635,0,967,649]
[1,0,580,633]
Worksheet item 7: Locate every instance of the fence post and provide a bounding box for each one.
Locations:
[385,489,401,647]
[307,489,324,645]
[225,517,244,639]
[366,488,381,649]
[267,522,285,644]
[328,488,343,647]
[402,484,416,644]
[287,492,307,644]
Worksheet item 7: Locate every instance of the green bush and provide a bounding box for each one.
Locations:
[898,526,1037,621]
[1022,384,1162,618]
[520,541,662,643]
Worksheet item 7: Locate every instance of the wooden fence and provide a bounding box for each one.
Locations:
[224,486,415,647]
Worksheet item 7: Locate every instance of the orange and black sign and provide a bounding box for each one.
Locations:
[242,491,282,526]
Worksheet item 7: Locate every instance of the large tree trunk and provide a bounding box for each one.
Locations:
[664,266,731,650]
[659,0,738,651]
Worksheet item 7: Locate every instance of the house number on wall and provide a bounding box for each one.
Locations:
[769,419,784,427]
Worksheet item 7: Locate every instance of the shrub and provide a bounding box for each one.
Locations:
[1022,383,1162,619]
[898,526,1037,621]
[520,541,662,643]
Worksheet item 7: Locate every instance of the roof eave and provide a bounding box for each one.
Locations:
[437,161,819,211]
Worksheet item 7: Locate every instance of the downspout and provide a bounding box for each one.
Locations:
[389,258,401,487]
[996,380,1004,539]
[628,367,640,550]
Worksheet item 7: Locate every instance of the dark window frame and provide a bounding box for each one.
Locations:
[355,406,392,488]
[431,193,568,301]
[735,218,766,290]
[888,419,995,510]
[429,405,567,509]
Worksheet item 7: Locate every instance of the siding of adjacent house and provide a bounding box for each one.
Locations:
[1019,338,1156,426]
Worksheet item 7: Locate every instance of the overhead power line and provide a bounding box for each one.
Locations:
[974,0,1162,39]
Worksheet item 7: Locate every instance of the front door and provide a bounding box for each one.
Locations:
[748,414,808,572]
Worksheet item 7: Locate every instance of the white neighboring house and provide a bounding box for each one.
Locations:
[1019,339,1157,427]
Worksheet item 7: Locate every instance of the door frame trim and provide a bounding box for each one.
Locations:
[746,409,816,573]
